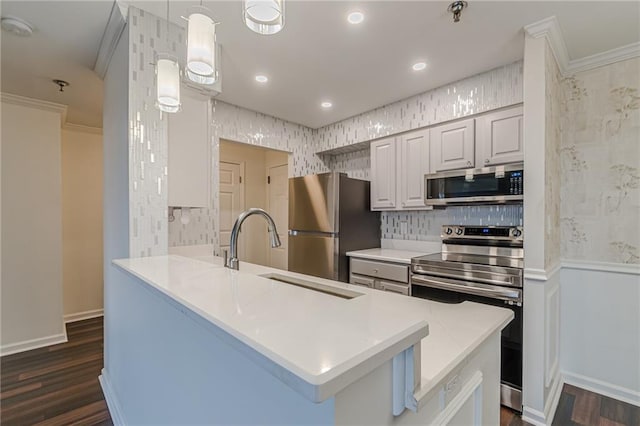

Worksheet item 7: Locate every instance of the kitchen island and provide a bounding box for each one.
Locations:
[100,253,512,425]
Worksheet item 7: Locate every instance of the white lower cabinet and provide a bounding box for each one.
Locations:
[349,258,410,296]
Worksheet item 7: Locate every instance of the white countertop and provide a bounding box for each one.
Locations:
[346,248,436,264]
[114,252,512,403]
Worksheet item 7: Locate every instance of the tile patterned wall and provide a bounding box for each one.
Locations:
[381,205,524,241]
[316,62,523,150]
[560,57,640,264]
[545,43,563,268]
[167,62,525,249]
[129,8,524,252]
[128,7,182,257]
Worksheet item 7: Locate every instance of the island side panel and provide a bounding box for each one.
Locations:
[102,266,335,425]
[334,332,501,425]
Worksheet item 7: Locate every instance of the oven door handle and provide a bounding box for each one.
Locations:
[411,275,521,302]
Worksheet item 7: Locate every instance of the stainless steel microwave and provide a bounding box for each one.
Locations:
[425,163,524,206]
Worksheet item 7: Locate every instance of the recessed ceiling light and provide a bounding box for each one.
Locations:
[347,11,365,25]
[1,16,33,37]
[255,75,268,83]
[412,62,427,71]
[321,101,332,108]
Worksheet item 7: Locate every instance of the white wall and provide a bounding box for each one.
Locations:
[521,27,564,425]
[62,126,104,319]
[558,56,640,407]
[102,20,130,372]
[0,96,66,354]
[560,266,640,405]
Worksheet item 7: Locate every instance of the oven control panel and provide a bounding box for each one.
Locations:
[441,225,523,241]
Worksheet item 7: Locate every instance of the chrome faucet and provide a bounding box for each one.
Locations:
[226,208,281,270]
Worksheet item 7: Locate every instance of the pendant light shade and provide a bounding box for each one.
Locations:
[242,0,284,35]
[186,6,218,85]
[156,55,181,113]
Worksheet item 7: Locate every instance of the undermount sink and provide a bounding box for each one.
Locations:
[259,273,363,300]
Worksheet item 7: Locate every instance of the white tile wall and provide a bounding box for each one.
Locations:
[129,7,182,257]
[129,8,524,254]
[381,205,524,241]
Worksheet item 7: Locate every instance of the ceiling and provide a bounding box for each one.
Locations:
[1,1,639,129]
[1,1,112,128]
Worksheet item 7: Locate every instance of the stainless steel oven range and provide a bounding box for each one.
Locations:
[410,225,523,412]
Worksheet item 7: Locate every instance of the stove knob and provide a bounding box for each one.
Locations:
[445,227,453,235]
[512,229,522,237]
[455,228,463,235]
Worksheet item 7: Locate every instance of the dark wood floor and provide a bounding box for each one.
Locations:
[2,318,639,426]
[500,384,640,426]
[1,317,112,425]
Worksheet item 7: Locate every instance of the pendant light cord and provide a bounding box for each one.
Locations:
[166,0,170,43]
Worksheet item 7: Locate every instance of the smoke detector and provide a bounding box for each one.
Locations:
[1,17,33,37]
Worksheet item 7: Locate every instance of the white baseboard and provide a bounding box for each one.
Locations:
[99,369,126,425]
[0,331,68,357]
[522,371,564,426]
[562,370,640,408]
[64,309,104,323]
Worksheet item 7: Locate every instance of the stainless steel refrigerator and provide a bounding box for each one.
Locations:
[288,172,380,282]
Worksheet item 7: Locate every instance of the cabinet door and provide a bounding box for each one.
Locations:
[349,273,375,288]
[376,279,410,296]
[370,137,397,210]
[430,119,475,172]
[168,90,211,207]
[477,106,523,166]
[399,130,430,209]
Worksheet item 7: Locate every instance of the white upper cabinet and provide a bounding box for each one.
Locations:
[430,118,475,171]
[168,90,211,208]
[370,130,431,211]
[476,105,524,166]
[370,137,397,210]
[399,129,430,209]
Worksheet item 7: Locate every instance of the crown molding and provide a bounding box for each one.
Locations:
[524,16,570,76]
[94,0,128,79]
[525,16,640,77]
[567,41,640,74]
[63,122,103,135]
[0,92,68,125]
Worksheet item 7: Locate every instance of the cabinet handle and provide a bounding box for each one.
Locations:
[485,159,490,164]
[467,161,472,166]
[373,269,378,273]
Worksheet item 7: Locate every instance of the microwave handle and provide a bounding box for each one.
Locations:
[411,275,521,302]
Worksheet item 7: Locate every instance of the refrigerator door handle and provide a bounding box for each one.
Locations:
[289,230,339,237]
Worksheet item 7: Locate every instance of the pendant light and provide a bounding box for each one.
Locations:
[242,0,284,35]
[186,4,218,85]
[156,0,181,113]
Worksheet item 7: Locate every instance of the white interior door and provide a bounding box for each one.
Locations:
[267,164,288,270]
[219,162,244,258]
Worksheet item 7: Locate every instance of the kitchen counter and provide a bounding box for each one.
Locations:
[103,252,513,425]
[113,254,429,402]
[346,248,436,264]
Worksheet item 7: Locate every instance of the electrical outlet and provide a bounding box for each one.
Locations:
[400,221,408,235]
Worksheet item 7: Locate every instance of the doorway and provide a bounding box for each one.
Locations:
[219,140,289,269]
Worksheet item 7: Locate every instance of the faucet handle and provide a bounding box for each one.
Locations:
[223,249,228,267]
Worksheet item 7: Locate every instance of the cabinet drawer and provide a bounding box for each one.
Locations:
[350,258,409,283]
[376,279,410,296]
[349,273,375,288]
